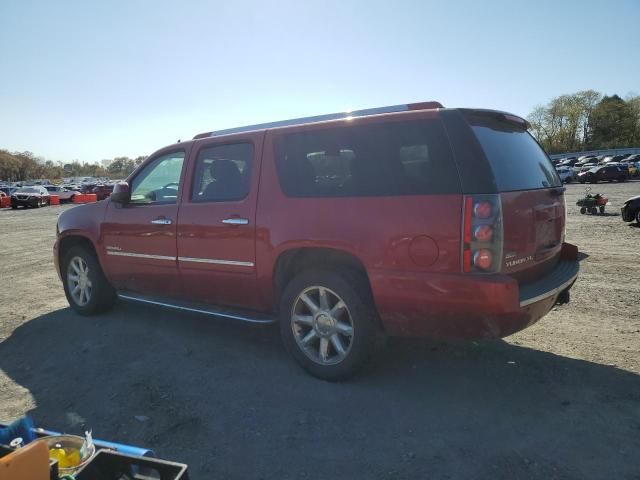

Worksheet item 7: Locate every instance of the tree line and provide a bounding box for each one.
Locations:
[528,90,640,154]
[0,150,148,182]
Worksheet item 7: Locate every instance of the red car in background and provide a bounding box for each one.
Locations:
[54,102,579,379]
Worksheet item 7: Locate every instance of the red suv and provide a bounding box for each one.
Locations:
[54,102,579,379]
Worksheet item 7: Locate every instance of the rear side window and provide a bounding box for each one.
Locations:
[468,116,561,191]
[275,119,459,197]
[191,143,253,202]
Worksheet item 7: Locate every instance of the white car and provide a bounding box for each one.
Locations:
[556,166,575,183]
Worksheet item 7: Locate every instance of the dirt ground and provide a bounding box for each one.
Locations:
[1,182,639,479]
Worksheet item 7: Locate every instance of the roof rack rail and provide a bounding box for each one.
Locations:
[193,101,443,139]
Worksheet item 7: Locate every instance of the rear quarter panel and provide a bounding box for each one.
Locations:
[255,113,463,311]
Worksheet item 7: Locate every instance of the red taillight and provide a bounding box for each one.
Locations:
[473,249,493,270]
[462,195,503,273]
[474,225,493,242]
[473,201,492,219]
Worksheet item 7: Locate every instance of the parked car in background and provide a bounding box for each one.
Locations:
[10,186,50,208]
[44,185,80,202]
[558,158,579,168]
[600,155,625,165]
[621,195,640,224]
[577,165,628,183]
[574,163,597,175]
[555,165,575,183]
[92,184,115,201]
[54,102,579,379]
[0,186,18,196]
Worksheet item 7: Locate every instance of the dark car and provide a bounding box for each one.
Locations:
[92,184,115,201]
[577,165,628,183]
[53,101,580,380]
[10,186,50,208]
[621,195,640,224]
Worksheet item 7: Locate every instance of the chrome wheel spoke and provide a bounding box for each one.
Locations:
[330,334,346,356]
[319,337,329,361]
[336,321,353,337]
[318,287,329,310]
[330,300,346,318]
[72,284,81,295]
[300,293,319,314]
[301,329,317,346]
[293,314,313,326]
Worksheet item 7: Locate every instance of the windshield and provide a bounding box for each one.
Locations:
[467,115,561,191]
[16,187,40,193]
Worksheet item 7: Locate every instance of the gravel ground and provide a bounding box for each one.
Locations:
[1,182,639,479]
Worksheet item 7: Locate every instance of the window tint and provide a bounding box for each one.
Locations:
[275,120,458,197]
[468,116,561,191]
[130,151,185,204]
[191,143,253,202]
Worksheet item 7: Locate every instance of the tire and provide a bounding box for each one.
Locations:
[579,181,585,184]
[11,205,17,210]
[636,209,640,225]
[565,177,572,183]
[580,207,586,214]
[619,176,626,182]
[279,269,377,380]
[599,206,605,214]
[590,207,598,215]
[62,245,116,315]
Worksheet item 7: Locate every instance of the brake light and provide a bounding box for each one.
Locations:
[462,194,503,273]
[474,225,493,242]
[473,249,493,270]
[473,201,492,219]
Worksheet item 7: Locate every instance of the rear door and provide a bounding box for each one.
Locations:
[461,111,565,280]
[176,132,264,309]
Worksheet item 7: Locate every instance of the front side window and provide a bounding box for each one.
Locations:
[130,151,185,205]
[274,120,459,197]
[191,143,253,202]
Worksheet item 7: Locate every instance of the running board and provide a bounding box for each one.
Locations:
[117,293,276,324]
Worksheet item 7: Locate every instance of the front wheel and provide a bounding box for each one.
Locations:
[599,206,605,214]
[636,209,640,225]
[62,245,116,315]
[580,207,586,214]
[280,270,377,380]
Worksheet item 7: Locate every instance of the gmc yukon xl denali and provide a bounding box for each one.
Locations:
[54,102,579,379]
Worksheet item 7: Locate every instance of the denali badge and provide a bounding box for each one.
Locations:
[505,255,533,267]
[106,245,122,251]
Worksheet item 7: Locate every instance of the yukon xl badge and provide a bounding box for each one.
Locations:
[505,255,534,267]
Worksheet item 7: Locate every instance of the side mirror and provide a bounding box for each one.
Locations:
[110,182,130,204]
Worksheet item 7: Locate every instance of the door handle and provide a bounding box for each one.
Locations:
[222,218,249,225]
[151,218,172,225]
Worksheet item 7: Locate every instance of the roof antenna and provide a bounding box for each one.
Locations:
[177,139,181,143]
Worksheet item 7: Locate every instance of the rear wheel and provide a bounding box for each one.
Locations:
[62,245,116,315]
[280,269,377,380]
[590,207,598,214]
[599,206,605,214]
[618,176,626,182]
[636,209,640,225]
[580,207,586,214]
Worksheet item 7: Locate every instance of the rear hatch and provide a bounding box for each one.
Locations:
[464,111,565,282]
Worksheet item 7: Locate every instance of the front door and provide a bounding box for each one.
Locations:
[176,133,263,309]
[101,149,188,297]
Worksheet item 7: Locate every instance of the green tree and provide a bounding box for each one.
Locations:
[587,95,636,149]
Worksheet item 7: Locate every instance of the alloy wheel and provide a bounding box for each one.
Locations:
[290,286,354,365]
[67,256,92,306]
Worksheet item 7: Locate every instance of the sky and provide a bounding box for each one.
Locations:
[1,0,639,163]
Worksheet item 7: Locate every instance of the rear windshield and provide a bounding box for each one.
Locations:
[275,119,460,197]
[468,116,561,191]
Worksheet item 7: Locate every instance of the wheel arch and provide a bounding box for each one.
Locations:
[272,247,375,313]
